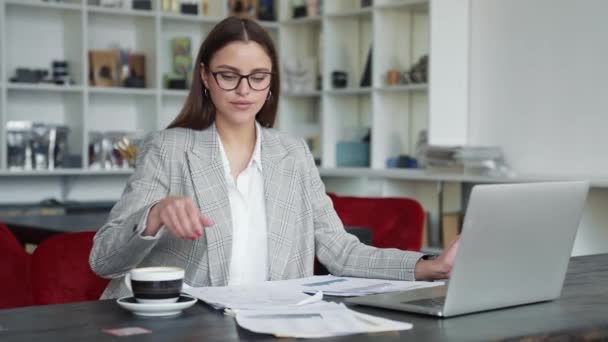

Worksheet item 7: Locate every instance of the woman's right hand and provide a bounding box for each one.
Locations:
[143,196,214,239]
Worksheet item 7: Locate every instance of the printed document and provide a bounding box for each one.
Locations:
[278,275,443,297]
[235,302,413,338]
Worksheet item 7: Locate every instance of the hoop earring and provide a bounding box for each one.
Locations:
[266,90,272,102]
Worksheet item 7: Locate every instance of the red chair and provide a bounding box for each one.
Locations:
[31,231,110,305]
[0,223,34,309]
[328,193,425,252]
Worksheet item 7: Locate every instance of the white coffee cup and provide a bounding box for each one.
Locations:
[124,267,185,304]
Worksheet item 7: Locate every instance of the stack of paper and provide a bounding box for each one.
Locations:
[183,283,322,310]
[184,277,426,338]
[279,275,444,297]
[235,302,413,338]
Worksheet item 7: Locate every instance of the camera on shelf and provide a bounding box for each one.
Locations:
[9,60,74,85]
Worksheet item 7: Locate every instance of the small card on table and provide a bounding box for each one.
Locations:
[102,326,152,337]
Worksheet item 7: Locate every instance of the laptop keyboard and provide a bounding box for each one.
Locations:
[402,296,446,308]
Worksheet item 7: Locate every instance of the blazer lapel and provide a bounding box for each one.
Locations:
[261,129,297,280]
[185,125,233,286]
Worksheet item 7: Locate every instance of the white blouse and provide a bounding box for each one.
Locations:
[217,124,268,286]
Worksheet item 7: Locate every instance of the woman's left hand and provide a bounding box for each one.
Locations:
[414,236,460,281]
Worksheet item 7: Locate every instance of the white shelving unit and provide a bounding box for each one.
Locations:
[277,0,430,170]
[0,0,429,176]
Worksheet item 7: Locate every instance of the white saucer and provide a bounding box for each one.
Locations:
[117,294,198,317]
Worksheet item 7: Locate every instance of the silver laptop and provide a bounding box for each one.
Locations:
[347,181,589,317]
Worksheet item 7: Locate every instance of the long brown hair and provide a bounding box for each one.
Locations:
[168,16,280,130]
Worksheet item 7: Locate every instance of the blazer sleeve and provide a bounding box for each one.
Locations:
[89,131,170,278]
[306,141,424,281]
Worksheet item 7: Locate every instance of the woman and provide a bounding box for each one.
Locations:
[90,17,458,299]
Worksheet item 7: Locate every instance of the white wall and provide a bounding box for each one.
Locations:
[428,0,470,145]
[468,0,608,178]
[463,0,608,256]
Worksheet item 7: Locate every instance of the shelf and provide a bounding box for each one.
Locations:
[162,89,189,97]
[318,167,608,188]
[374,84,428,92]
[0,167,602,189]
[325,7,373,19]
[317,167,517,183]
[258,21,280,29]
[324,87,372,96]
[0,169,134,177]
[159,12,278,29]
[87,5,155,18]
[374,0,429,11]
[88,87,157,96]
[160,12,222,23]
[281,16,322,25]
[4,0,82,12]
[6,83,83,93]
[282,90,322,98]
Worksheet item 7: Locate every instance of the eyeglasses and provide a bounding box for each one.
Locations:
[210,71,273,91]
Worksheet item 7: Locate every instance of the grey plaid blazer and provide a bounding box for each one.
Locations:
[90,124,424,299]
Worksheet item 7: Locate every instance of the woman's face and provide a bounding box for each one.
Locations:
[201,41,272,127]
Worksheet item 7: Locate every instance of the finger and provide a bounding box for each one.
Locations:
[164,209,187,239]
[185,205,203,237]
[443,238,461,265]
[175,204,196,239]
[199,213,214,227]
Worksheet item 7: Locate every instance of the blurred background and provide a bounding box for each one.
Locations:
[0,0,607,257]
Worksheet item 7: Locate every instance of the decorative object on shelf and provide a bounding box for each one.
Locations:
[331,70,348,88]
[421,144,511,176]
[361,0,372,7]
[228,0,258,19]
[132,0,152,10]
[181,0,198,15]
[9,61,74,86]
[336,128,371,167]
[291,0,306,18]
[257,0,275,21]
[283,57,317,93]
[161,0,175,12]
[386,155,418,169]
[201,0,209,15]
[89,50,119,87]
[305,135,321,166]
[9,68,48,84]
[52,61,71,85]
[336,141,370,167]
[360,46,372,87]
[99,0,125,8]
[305,0,320,17]
[125,53,146,88]
[89,49,146,88]
[6,121,70,171]
[165,75,188,90]
[164,37,191,90]
[406,54,428,84]
[172,37,192,76]
[385,69,400,86]
[89,131,142,170]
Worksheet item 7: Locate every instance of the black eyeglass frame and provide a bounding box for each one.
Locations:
[209,71,274,91]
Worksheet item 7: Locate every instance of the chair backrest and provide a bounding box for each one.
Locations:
[328,193,425,252]
[0,223,33,309]
[31,231,110,305]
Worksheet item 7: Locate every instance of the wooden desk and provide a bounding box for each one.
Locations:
[1,254,607,341]
[0,213,108,244]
